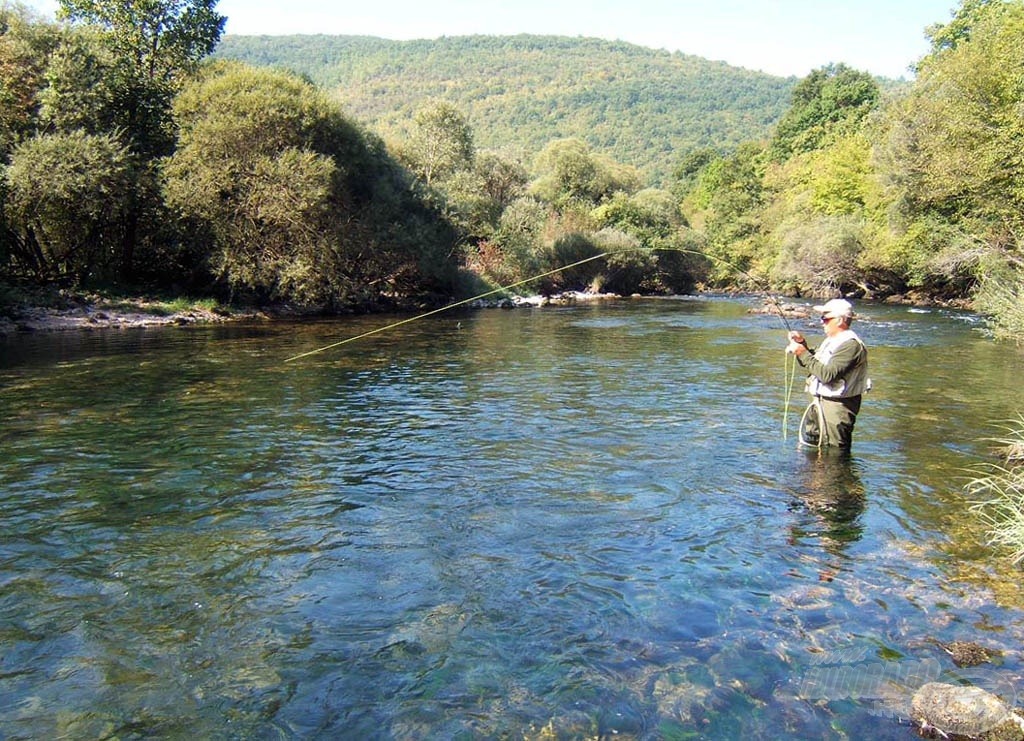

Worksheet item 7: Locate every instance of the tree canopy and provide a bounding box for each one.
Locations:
[214,33,799,186]
[768,64,880,161]
[0,2,461,305]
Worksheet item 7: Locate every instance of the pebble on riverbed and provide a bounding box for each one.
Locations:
[937,639,996,668]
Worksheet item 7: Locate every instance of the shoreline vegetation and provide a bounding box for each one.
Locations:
[0,288,633,335]
[0,285,975,336]
[3,3,1022,344]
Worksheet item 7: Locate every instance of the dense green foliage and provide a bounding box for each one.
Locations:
[767,64,879,161]
[4,0,1024,338]
[163,62,460,305]
[0,0,462,308]
[4,129,134,282]
[214,34,797,186]
[675,0,1024,332]
[57,0,225,156]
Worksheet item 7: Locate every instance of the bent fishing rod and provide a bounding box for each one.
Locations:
[283,246,796,363]
[653,247,795,334]
[282,245,804,440]
[284,252,611,363]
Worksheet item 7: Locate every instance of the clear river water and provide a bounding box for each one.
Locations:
[2,295,1024,740]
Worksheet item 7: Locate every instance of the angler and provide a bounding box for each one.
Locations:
[786,298,870,449]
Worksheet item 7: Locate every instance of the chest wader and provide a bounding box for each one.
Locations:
[800,396,862,448]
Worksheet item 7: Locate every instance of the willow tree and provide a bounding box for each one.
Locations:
[530,137,640,207]
[55,0,225,156]
[163,64,350,303]
[164,63,461,307]
[396,103,530,246]
[39,0,225,283]
[878,0,1024,301]
[4,130,135,283]
[591,188,701,294]
[400,101,474,188]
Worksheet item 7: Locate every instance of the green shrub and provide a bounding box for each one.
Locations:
[967,416,1024,563]
[973,265,1024,344]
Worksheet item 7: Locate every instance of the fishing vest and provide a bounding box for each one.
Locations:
[806,329,869,399]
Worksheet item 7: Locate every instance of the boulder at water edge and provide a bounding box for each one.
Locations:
[911,682,1024,740]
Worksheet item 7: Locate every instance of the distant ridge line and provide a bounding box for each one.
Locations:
[214,33,797,184]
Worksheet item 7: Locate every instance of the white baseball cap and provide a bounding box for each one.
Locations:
[813,298,855,319]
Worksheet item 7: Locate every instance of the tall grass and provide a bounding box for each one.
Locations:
[973,274,1024,344]
[967,415,1024,564]
[140,297,222,316]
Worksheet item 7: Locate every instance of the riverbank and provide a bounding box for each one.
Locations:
[0,295,256,335]
[0,287,973,336]
[0,289,633,335]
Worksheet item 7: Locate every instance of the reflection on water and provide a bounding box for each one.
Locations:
[789,449,866,556]
[2,298,1024,739]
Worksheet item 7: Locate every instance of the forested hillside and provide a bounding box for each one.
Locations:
[214,34,797,184]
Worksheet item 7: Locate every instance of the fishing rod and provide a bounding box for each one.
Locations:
[284,251,612,363]
[650,246,797,334]
[283,246,796,363]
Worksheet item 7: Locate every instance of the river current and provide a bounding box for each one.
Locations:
[1,296,1023,739]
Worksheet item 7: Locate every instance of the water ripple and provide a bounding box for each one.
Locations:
[2,301,1023,738]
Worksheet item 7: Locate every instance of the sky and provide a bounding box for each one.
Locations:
[20,0,957,79]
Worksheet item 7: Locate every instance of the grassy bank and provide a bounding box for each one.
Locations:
[0,283,245,334]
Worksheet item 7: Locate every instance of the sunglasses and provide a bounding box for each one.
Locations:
[820,315,833,323]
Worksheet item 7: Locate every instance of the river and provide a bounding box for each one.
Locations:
[1,296,1022,739]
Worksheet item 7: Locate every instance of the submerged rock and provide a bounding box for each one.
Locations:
[911,682,1024,740]
[936,640,996,668]
[748,300,811,320]
[511,291,622,307]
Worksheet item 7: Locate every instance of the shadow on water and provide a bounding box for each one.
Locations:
[2,298,1024,739]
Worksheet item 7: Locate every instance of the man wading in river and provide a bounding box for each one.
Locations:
[786,298,869,448]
